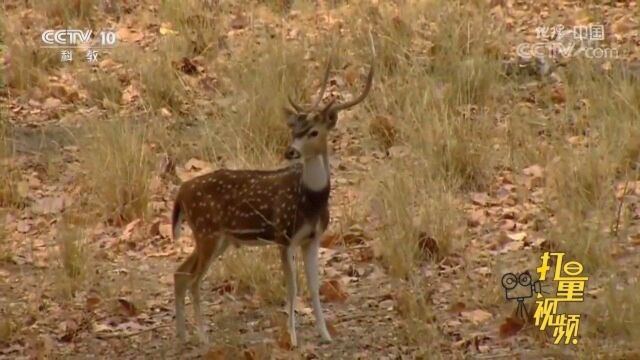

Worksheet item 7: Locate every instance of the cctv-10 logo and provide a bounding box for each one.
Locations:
[41,29,117,48]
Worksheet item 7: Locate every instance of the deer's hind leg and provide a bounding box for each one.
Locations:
[175,250,198,341]
[190,233,229,343]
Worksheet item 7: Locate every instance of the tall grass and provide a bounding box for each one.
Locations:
[79,119,153,224]
[192,35,308,169]
[0,119,21,208]
[54,222,90,299]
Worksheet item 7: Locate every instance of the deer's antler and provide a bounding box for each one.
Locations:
[322,31,376,114]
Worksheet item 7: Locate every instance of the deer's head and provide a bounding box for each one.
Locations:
[283,40,375,161]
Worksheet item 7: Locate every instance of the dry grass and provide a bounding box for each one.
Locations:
[160,0,222,60]
[372,170,463,279]
[1,0,639,356]
[54,222,89,299]
[196,37,307,168]
[79,118,153,224]
[139,50,186,112]
[345,0,638,351]
[350,0,501,191]
[3,33,59,94]
[586,278,640,343]
[344,0,501,345]
[219,248,287,305]
[370,163,462,349]
[542,59,639,269]
[34,0,96,24]
[0,313,17,346]
[78,67,123,109]
[545,148,617,268]
[0,121,21,208]
[394,279,440,349]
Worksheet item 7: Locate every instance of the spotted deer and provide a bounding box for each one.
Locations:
[172,39,375,347]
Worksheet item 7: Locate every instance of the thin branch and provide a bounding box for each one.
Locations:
[613,179,630,238]
[96,324,170,339]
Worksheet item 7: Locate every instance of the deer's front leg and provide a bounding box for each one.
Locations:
[280,245,298,347]
[302,231,332,342]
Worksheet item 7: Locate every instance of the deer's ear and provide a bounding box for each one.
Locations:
[284,106,298,127]
[284,106,297,117]
[325,110,338,129]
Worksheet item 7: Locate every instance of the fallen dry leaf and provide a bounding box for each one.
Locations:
[276,327,293,351]
[610,15,635,35]
[117,298,138,317]
[343,64,359,86]
[499,316,524,338]
[320,232,341,248]
[551,85,566,104]
[86,296,101,311]
[522,164,544,179]
[243,343,272,360]
[461,309,493,325]
[33,196,65,214]
[159,22,179,36]
[499,219,516,231]
[342,227,368,246]
[467,209,487,227]
[178,57,198,75]
[185,158,212,171]
[471,192,490,206]
[17,221,31,233]
[230,13,249,30]
[448,302,467,313]
[502,240,524,252]
[320,279,348,303]
[369,115,398,150]
[117,27,144,43]
[506,231,527,241]
[121,84,140,104]
[121,219,141,241]
[474,267,492,276]
[42,97,62,110]
[204,346,231,360]
[58,319,80,342]
[147,249,177,258]
[213,280,235,296]
[159,223,173,239]
[326,320,338,337]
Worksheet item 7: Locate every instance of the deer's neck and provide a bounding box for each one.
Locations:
[301,153,330,192]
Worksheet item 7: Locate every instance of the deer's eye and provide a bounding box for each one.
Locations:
[308,130,319,138]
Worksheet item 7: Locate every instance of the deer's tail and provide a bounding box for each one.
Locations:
[171,199,183,241]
